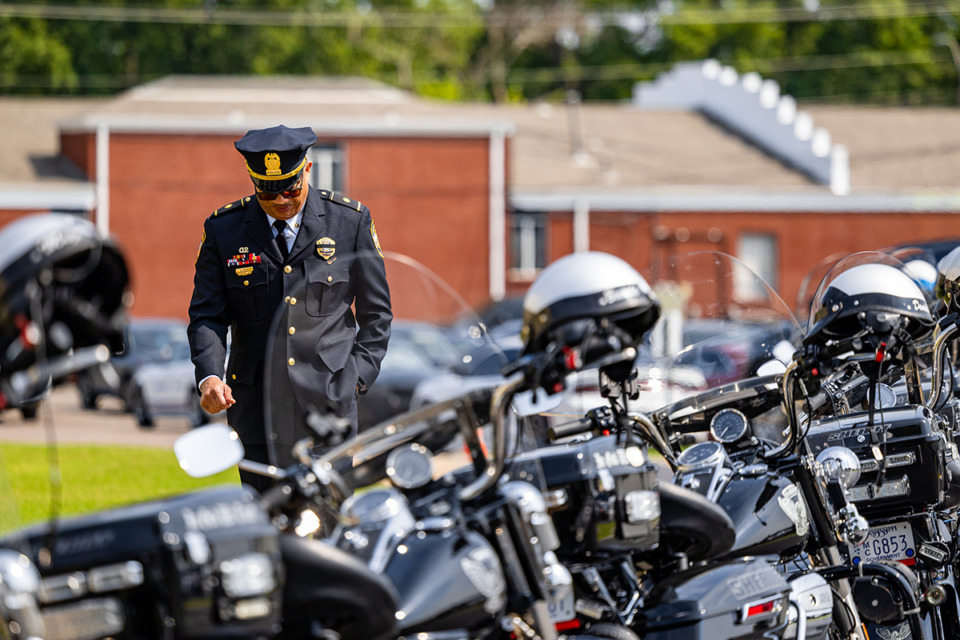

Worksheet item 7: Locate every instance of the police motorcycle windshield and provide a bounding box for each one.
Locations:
[0,214,130,536]
[638,251,802,414]
[263,249,530,481]
[0,214,128,406]
[806,251,938,342]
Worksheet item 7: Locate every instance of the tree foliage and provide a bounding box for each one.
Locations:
[1,0,959,105]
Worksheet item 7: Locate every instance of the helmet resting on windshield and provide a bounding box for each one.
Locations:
[521,251,660,356]
[0,214,129,379]
[807,263,933,345]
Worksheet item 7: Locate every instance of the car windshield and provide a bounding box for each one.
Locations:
[452,342,521,376]
[130,323,190,361]
[389,322,461,368]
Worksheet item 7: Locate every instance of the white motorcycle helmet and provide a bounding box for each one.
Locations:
[521,252,660,356]
[807,262,933,344]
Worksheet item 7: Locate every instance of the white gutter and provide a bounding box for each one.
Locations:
[95,122,110,235]
[0,184,95,210]
[61,114,515,139]
[511,190,960,214]
[489,129,507,301]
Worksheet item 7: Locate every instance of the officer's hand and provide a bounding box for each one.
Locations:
[200,377,236,414]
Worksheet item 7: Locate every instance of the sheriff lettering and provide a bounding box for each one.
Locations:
[728,568,783,600]
[598,284,643,307]
[181,500,267,532]
[826,426,880,443]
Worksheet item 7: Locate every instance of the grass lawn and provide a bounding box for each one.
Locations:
[0,442,240,534]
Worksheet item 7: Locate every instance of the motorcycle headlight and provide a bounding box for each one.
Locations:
[815,446,862,490]
[219,553,276,598]
[623,490,660,524]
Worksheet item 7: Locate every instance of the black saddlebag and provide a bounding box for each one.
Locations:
[0,485,282,640]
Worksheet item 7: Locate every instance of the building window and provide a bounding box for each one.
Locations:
[309,144,344,192]
[510,211,547,278]
[736,232,779,299]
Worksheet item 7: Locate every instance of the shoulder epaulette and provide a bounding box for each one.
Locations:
[210,196,254,218]
[318,189,363,212]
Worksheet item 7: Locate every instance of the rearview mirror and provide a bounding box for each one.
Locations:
[174,424,245,478]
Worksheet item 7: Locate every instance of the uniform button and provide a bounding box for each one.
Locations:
[284,296,290,303]
[231,374,236,380]
[243,280,249,286]
[288,358,295,366]
[284,265,292,274]
[288,326,296,335]
[290,297,297,305]
[327,276,333,282]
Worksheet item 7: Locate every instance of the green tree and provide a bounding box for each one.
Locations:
[0,17,76,93]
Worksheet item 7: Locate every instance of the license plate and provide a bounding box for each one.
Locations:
[547,591,576,623]
[849,521,915,564]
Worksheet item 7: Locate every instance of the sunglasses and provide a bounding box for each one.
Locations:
[256,179,303,201]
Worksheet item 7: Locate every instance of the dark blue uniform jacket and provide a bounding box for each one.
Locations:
[188,188,391,462]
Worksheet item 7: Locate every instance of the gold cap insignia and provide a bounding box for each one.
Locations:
[264,152,282,176]
[316,237,336,260]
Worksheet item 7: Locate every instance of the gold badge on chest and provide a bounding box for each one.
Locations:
[235,266,253,276]
[316,237,336,260]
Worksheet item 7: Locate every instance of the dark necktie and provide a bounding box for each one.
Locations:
[273,219,289,261]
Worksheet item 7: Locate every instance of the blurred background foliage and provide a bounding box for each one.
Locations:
[1,0,960,104]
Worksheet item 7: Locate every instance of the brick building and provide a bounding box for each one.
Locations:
[4,69,960,322]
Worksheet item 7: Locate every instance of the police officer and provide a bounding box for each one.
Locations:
[188,125,392,490]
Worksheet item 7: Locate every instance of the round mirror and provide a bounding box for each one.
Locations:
[174,424,245,478]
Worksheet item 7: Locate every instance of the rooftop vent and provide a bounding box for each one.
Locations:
[632,60,849,196]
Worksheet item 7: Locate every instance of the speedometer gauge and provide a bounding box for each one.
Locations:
[874,383,898,410]
[386,443,435,490]
[710,408,748,443]
[677,441,725,471]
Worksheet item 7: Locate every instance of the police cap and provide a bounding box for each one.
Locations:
[235,125,317,192]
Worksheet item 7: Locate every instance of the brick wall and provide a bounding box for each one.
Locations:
[543,209,960,316]
[346,136,492,309]
[93,132,495,320]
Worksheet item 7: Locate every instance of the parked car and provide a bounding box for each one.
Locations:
[0,395,39,421]
[129,357,213,429]
[75,317,189,411]
[357,320,463,430]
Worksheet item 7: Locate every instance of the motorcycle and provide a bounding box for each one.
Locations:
[785,250,960,640]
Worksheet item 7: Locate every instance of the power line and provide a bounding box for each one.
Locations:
[656,1,960,25]
[1,1,959,28]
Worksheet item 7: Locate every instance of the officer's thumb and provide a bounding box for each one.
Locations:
[222,384,236,405]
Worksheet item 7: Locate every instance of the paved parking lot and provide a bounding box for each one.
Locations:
[0,382,224,449]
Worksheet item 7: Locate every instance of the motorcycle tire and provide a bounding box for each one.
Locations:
[574,622,641,640]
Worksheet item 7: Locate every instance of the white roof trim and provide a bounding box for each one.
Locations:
[59,115,516,138]
[510,190,960,214]
[0,183,95,210]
